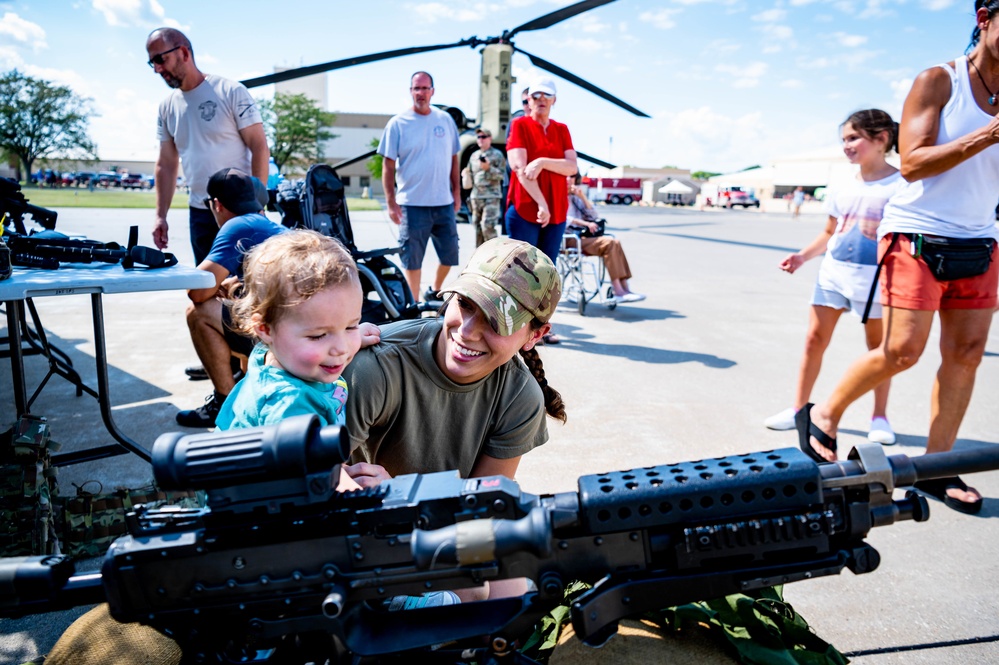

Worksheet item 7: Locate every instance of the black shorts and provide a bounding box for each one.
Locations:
[222,305,255,357]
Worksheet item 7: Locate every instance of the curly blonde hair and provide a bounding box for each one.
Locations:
[228,229,359,339]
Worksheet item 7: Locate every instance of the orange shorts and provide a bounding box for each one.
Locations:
[879,233,999,310]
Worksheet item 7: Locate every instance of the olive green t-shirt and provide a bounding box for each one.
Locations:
[343,318,548,478]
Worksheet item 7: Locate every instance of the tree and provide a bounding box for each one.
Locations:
[691,170,721,180]
[366,138,382,179]
[259,92,337,172]
[0,70,98,180]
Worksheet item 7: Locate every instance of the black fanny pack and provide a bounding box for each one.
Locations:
[909,234,995,282]
[862,232,995,324]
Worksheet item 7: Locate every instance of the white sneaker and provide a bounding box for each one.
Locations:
[868,417,896,445]
[764,407,797,431]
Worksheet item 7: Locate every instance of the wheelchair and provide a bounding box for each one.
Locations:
[557,227,617,316]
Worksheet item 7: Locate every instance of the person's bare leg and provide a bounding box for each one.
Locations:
[404,269,421,302]
[187,299,236,396]
[864,317,891,419]
[809,307,933,459]
[433,264,451,291]
[925,308,992,503]
[792,306,842,410]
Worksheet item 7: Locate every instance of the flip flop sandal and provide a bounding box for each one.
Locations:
[912,476,983,515]
[794,403,837,464]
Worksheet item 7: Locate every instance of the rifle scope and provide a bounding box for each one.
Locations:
[152,414,349,490]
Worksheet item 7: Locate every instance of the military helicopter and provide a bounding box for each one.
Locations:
[239,0,647,172]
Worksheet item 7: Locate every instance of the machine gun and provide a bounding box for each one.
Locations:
[2,414,998,663]
[0,177,58,235]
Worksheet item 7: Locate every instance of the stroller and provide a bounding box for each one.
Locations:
[276,164,420,324]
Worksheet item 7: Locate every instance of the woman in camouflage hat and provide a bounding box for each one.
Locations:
[342,237,565,488]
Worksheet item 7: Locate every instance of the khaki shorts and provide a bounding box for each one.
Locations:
[880,233,999,310]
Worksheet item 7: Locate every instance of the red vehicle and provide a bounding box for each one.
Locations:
[580,177,642,205]
[705,186,759,209]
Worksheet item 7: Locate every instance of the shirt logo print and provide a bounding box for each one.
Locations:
[434,125,445,138]
[199,101,217,121]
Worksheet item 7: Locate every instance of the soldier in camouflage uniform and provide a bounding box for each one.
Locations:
[468,128,507,247]
[343,237,565,494]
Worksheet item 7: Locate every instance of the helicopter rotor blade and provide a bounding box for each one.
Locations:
[241,40,477,89]
[575,151,616,170]
[507,0,617,39]
[513,47,650,118]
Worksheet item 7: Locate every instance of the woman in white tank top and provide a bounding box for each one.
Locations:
[797,1,999,514]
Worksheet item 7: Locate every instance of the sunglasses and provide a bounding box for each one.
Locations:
[521,99,530,106]
[476,134,489,139]
[531,92,554,100]
[203,197,214,209]
[147,45,182,68]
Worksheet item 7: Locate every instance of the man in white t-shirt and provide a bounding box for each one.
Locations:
[146,28,270,265]
[378,71,461,301]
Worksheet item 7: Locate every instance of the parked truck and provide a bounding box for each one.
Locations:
[581,177,643,205]
[703,185,759,209]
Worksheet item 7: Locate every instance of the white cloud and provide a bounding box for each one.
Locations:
[92,0,182,28]
[409,2,482,23]
[858,0,904,19]
[753,9,787,22]
[0,12,47,50]
[21,66,93,96]
[889,76,914,115]
[758,24,794,53]
[706,39,742,55]
[561,37,610,52]
[715,61,768,87]
[834,32,868,47]
[635,106,770,172]
[920,0,958,8]
[90,87,160,160]
[781,79,804,88]
[576,15,610,34]
[639,9,681,30]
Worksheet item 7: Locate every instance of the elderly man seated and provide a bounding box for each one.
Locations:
[566,175,645,303]
[176,168,285,427]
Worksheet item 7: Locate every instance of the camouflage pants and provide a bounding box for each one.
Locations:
[470,198,501,247]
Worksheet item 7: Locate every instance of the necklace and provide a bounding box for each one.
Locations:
[969,56,998,106]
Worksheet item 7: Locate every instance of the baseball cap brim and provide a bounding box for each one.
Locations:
[442,273,535,337]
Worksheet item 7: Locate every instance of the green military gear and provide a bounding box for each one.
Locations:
[0,416,59,556]
[471,198,501,247]
[469,147,505,201]
[61,483,202,558]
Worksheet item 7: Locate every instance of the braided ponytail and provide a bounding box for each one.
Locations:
[519,345,567,423]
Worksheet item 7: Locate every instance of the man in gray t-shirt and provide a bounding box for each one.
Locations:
[378,71,461,302]
[146,27,270,265]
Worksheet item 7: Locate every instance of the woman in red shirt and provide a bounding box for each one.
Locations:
[506,77,579,263]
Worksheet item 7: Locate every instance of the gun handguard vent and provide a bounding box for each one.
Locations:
[577,448,822,534]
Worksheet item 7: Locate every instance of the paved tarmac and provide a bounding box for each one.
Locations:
[1,204,998,664]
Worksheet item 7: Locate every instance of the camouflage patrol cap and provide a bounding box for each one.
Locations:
[443,237,561,336]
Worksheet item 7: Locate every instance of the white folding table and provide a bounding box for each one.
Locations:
[1,263,214,465]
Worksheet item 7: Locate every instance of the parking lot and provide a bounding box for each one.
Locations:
[1,203,998,663]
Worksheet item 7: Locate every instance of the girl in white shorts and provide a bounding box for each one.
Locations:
[764,109,905,445]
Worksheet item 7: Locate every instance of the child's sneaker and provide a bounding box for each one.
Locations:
[763,407,797,431]
[868,417,896,445]
[385,590,461,611]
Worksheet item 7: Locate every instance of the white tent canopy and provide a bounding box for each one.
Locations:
[659,180,695,194]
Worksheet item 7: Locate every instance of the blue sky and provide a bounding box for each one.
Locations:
[0,0,982,174]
